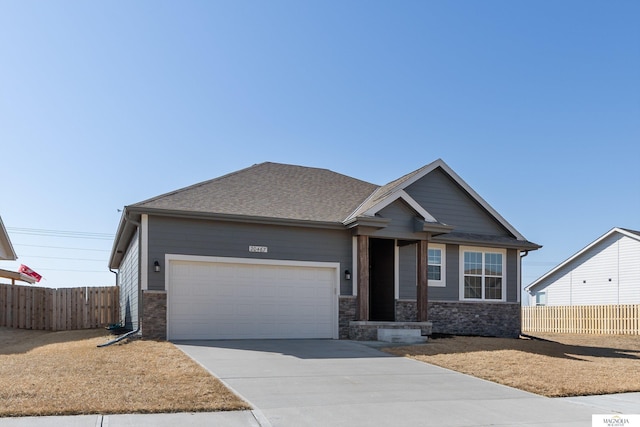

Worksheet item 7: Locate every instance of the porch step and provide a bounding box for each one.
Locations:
[377,328,427,344]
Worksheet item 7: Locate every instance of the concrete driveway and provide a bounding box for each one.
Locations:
[176,339,597,427]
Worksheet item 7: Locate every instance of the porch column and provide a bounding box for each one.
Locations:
[357,235,369,321]
[417,239,428,322]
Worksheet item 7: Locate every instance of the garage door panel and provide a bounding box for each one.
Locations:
[168,259,337,340]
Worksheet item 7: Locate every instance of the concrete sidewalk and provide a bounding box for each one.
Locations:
[0,411,262,426]
[176,339,602,427]
[559,392,640,414]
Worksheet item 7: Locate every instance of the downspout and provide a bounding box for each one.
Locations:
[520,250,529,305]
[99,213,142,347]
[97,327,140,347]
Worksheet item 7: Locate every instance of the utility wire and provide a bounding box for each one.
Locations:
[7,227,114,240]
[33,268,110,273]
[20,255,106,262]
[13,243,110,252]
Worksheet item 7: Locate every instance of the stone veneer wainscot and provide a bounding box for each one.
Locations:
[396,300,521,338]
[141,290,167,340]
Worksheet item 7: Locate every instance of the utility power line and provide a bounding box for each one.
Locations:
[7,227,114,240]
[13,243,110,252]
[34,268,111,273]
[20,255,106,262]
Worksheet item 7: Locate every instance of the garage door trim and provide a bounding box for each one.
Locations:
[165,254,340,340]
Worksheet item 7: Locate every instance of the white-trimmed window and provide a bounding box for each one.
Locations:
[460,246,506,301]
[535,292,547,306]
[427,244,445,287]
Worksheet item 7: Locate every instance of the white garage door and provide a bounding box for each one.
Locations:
[167,256,338,340]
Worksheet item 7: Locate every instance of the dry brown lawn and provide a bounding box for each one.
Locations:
[383,333,640,397]
[0,327,249,417]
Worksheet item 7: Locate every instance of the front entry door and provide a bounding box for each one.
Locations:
[369,238,395,321]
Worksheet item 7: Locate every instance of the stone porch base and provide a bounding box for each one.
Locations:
[348,321,432,341]
[339,296,521,339]
[397,299,522,338]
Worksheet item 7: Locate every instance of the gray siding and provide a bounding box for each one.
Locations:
[405,167,510,236]
[372,200,425,240]
[398,244,417,299]
[441,244,460,301]
[147,216,354,295]
[397,244,518,302]
[398,243,459,301]
[507,249,519,302]
[119,230,139,330]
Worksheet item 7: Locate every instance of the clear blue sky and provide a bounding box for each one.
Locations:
[1,1,638,297]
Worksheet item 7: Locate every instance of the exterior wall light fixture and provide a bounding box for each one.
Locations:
[345,269,351,280]
[154,260,160,273]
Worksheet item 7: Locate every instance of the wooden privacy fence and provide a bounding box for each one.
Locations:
[522,304,640,335]
[0,283,119,331]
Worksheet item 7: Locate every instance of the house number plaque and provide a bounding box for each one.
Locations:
[249,245,268,253]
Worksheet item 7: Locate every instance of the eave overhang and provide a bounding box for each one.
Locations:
[0,268,37,284]
[108,210,139,270]
[432,232,542,251]
[109,206,349,269]
[413,218,455,236]
[343,216,392,235]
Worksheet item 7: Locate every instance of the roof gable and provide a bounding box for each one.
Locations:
[347,159,526,240]
[347,189,438,223]
[0,216,17,261]
[526,227,640,292]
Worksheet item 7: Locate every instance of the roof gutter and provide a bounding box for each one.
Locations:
[125,206,348,230]
[109,208,145,269]
[431,236,542,251]
[125,211,141,228]
[109,268,118,286]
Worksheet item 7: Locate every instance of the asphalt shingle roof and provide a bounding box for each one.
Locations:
[133,162,379,223]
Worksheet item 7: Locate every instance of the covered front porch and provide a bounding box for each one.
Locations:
[340,187,454,341]
[343,228,449,341]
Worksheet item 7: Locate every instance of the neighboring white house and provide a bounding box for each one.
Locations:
[0,216,37,285]
[526,227,640,306]
[0,216,17,262]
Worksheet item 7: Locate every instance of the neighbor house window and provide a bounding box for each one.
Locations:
[427,244,445,287]
[460,247,505,301]
[535,292,547,306]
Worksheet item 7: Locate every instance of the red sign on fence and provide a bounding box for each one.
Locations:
[19,264,42,283]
